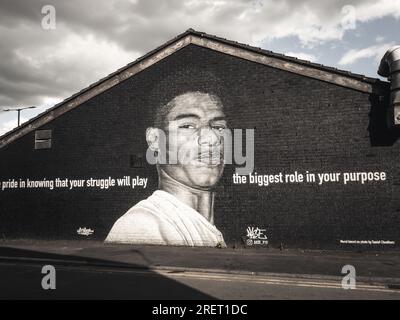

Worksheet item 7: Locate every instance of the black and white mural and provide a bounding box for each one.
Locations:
[106,91,228,246]
[0,31,399,250]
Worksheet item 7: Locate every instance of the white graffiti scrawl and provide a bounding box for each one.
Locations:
[246,226,268,246]
[77,227,94,236]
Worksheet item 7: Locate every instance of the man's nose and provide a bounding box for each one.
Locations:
[197,127,220,146]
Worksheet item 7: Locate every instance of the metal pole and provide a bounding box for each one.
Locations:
[2,106,36,127]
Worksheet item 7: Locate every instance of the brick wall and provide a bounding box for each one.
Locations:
[0,44,398,249]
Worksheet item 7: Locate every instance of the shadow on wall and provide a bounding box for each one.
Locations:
[368,87,400,146]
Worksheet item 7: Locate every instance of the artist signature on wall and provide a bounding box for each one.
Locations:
[245,226,268,246]
[77,227,94,236]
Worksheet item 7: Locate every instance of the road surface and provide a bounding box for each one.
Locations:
[0,261,399,300]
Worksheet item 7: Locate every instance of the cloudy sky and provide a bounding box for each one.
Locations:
[0,0,399,135]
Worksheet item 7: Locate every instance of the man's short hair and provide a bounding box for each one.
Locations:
[153,91,224,129]
[146,68,225,128]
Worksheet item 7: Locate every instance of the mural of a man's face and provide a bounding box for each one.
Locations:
[147,91,227,190]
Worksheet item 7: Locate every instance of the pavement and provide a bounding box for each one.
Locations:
[0,239,399,286]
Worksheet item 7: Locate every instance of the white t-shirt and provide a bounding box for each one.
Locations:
[105,190,226,247]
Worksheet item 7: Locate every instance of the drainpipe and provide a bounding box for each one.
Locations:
[378,46,400,127]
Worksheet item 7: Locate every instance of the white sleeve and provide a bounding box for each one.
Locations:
[104,208,168,245]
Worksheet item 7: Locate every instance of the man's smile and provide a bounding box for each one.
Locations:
[194,149,223,166]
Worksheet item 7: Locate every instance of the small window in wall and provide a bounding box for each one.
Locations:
[35,130,52,150]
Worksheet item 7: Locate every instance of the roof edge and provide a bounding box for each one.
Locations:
[0,28,389,149]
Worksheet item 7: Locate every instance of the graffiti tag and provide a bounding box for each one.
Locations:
[245,226,268,246]
[77,227,94,236]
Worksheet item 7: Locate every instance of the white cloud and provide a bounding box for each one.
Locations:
[13,32,139,96]
[285,52,317,62]
[210,0,400,47]
[351,0,400,22]
[338,42,396,65]
[41,97,63,109]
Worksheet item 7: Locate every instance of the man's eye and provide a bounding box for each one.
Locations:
[179,124,195,129]
[212,125,226,132]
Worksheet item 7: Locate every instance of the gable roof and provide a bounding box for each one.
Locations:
[0,28,389,149]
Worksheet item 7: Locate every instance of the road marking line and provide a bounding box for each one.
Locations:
[156,270,400,294]
[1,260,398,294]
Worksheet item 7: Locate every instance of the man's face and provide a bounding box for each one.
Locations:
[157,92,227,189]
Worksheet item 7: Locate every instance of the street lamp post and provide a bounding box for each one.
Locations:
[2,106,37,127]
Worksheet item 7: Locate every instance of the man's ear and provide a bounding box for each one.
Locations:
[146,127,160,151]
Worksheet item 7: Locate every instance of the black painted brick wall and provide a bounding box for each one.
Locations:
[0,44,398,249]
